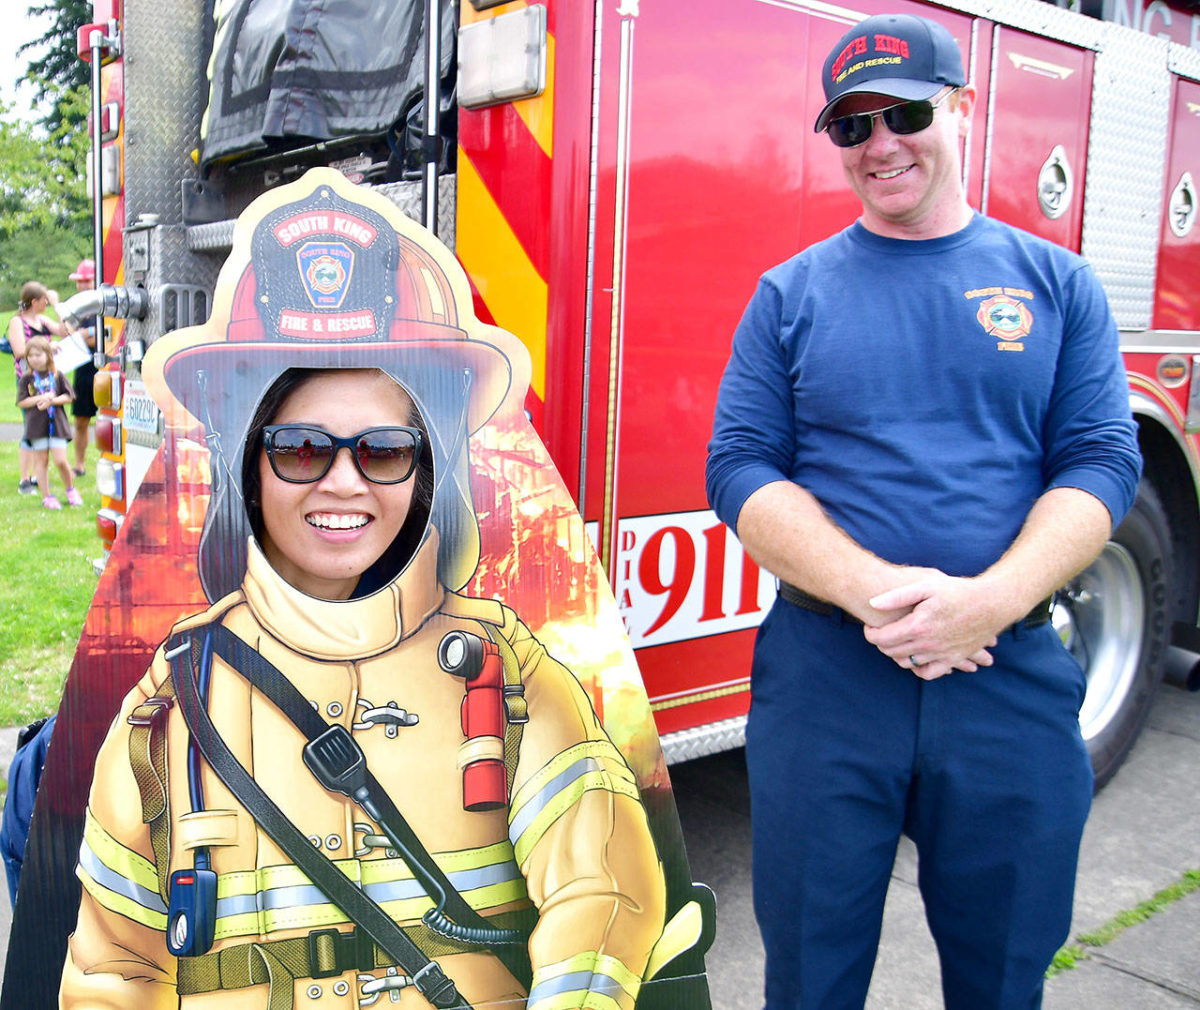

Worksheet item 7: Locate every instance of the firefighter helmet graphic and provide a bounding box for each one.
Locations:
[144,169,530,597]
[149,170,522,437]
[976,294,1034,341]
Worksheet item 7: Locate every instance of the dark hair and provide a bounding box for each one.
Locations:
[240,367,435,596]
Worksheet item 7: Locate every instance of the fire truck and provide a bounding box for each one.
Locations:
[63,0,1200,789]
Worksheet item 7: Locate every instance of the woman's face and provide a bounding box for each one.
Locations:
[257,369,419,600]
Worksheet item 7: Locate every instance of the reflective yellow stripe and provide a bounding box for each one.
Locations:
[509,742,640,866]
[510,741,635,813]
[528,950,641,1010]
[213,843,529,940]
[75,807,168,930]
[81,806,161,893]
[75,809,529,940]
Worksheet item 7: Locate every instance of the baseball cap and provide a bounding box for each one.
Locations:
[813,13,966,133]
[69,258,95,282]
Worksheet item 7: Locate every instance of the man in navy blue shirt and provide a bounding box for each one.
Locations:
[707,13,1142,1010]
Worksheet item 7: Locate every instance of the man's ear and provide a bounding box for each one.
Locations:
[955,85,978,136]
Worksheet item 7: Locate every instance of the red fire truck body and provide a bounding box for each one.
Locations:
[77,0,1200,785]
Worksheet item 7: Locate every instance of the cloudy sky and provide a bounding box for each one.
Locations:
[3,7,57,122]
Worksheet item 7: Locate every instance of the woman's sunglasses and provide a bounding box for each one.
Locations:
[263,425,423,485]
[826,90,955,149]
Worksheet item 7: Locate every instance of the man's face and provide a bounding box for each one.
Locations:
[833,86,975,239]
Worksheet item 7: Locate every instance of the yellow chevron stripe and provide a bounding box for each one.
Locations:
[458,0,553,154]
[514,30,554,156]
[456,151,548,400]
[102,196,119,239]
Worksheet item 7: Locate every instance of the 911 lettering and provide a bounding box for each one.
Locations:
[613,510,775,648]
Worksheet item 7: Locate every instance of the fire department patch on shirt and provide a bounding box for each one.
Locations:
[964,287,1035,350]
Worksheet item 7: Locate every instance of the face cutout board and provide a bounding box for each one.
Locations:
[2,169,714,1010]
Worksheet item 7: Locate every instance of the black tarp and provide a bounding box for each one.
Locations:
[200,0,455,169]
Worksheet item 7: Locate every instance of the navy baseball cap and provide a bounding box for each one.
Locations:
[814,13,966,132]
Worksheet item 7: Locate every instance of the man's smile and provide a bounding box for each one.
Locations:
[872,165,914,181]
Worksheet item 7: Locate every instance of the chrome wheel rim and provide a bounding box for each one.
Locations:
[1052,543,1145,742]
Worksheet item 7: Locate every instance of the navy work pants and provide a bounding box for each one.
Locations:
[746,600,1093,1010]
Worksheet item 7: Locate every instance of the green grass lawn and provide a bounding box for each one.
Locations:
[0,438,101,727]
[1,386,20,424]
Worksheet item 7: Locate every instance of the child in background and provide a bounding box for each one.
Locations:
[8,282,67,494]
[17,337,82,510]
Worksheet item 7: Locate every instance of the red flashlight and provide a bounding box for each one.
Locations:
[438,631,508,811]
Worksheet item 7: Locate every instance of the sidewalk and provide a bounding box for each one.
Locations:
[672,682,1200,1009]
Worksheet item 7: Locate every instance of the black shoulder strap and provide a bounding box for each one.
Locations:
[201,625,534,985]
[166,631,470,1010]
[203,625,518,940]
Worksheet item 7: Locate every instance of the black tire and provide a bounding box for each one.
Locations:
[1052,481,1172,790]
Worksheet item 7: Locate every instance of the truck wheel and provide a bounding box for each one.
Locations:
[1051,481,1171,790]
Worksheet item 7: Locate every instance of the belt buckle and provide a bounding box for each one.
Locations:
[308,927,343,979]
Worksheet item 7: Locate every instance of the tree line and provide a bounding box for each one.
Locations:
[1,0,91,308]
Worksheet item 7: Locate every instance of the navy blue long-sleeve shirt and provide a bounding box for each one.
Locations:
[706,215,1142,578]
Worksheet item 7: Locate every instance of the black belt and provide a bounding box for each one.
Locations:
[777,582,1053,631]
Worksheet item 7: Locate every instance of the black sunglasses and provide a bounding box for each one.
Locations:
[263,424,423,485]
[826,90,955,149]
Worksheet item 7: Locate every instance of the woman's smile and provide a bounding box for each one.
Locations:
[258,369,419,600]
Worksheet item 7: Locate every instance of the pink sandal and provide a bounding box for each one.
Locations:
[42,496,62,510]
[67,488,84,507]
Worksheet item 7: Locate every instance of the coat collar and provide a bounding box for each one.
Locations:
[242,531,445,659]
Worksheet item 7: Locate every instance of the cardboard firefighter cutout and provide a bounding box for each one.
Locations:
[2,170,714,1009]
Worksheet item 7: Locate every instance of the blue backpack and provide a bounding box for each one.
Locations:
[1,714,56,906]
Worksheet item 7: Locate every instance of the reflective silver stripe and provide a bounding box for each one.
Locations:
[215,893,259,918]
[217,860,523,920]
[78,838,168,915]
[365,860,522,905]
[509,756,602,845]
[528,969,625,1004]
[262,882,330,911]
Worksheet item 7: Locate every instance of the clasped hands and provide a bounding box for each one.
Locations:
[858,569,1014,681]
